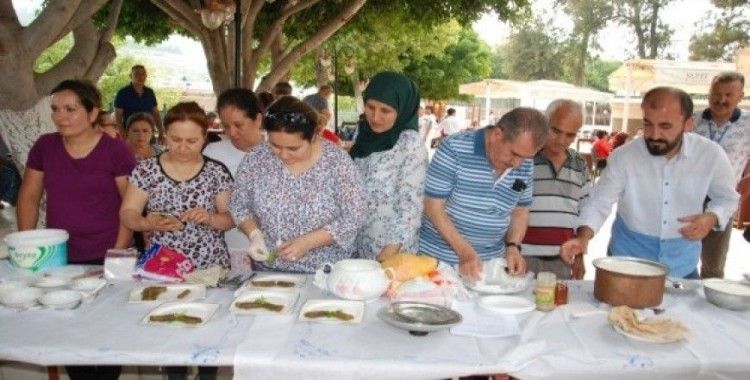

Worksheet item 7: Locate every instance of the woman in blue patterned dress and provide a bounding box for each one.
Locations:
[120,102,235,270]
[229,96,367,273]
[349,71,428,261]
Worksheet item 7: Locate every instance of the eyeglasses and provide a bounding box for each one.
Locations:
[264,111,312,127]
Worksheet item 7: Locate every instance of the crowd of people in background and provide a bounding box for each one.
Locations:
[5,64,750,379]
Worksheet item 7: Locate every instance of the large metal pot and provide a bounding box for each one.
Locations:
[593,257,669,308]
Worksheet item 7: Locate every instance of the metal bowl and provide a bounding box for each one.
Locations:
[378,301,462,336]
[703,279,750,311]
[593,257,669,308]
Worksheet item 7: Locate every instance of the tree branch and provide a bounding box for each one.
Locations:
[101,0,125,42]
[258,0,366,91]
[252,0,321,61]
[26,0,109,58]
[0,0,22,54]
[150,0,202,35]
[34,21,101,95]
[242,0,264,30]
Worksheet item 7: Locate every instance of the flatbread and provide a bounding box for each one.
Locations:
[609,305,690,342]
[183,266,227,287]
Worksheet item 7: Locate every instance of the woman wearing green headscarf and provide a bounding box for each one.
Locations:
[350,71,428,261]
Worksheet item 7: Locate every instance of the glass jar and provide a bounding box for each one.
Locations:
[535,272,556,311]
[555,281,568,305]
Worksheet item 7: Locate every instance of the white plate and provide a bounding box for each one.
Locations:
[612,324,686,344]
[466,281,530,295]
[128,284,207,303]
[142,302,219,327]
[299,299,364,324]
[70,278,107,292]
[477,295,535,315]
[236,273,305,295]
[33,276,70,288]
[38,290,82,309]
[230,290,299,315]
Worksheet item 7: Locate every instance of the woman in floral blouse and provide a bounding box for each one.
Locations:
[349,71,428,260]
[120,102,235,269]
[229,96,367,273]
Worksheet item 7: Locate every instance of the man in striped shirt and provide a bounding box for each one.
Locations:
[522,100,591,279]
[419,108,549,279]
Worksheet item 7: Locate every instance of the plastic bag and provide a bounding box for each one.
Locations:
[134,243,195,283]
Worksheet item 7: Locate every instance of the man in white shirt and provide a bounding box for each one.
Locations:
[560,87,739,278]
[418,105,437,143]
[692,71,750,278]
[438,108,463,136]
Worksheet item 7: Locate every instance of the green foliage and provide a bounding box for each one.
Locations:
[557,0,614,85]
[612,0,674,59]
[291,12,463,95]
[34,34,73,73]
[689,1,749,60]
[582,58,620,91]
[489,46,509,79]
[404,28,493,100]
[500,17,566,81]
[95,0,175,46]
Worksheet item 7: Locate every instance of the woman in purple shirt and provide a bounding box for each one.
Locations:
[17,80,136,265]
[16,80,134,380]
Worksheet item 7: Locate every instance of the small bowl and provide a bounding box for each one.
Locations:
[38,290,82,309]
[0,286,43,308]
[703,279,750,311]
[70,278,106,292]
[34,276,70,289]
[0,280,28,293]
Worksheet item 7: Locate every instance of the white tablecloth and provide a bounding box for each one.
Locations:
[1,263,750,379]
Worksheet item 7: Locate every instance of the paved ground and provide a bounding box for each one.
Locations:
[1,204,747,280]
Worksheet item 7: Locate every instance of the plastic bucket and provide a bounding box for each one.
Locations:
[4,229,69,272]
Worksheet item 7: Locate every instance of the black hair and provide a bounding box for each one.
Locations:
[642,86,694,120]
[273,82,293,96]
[216,88,263,121]
[263,95,318,141]
[125,112,156,132]
[50,79,102,112]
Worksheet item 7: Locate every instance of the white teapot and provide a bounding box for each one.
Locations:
[314,259,394,301]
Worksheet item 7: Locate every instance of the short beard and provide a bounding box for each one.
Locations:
[645,134,683,156]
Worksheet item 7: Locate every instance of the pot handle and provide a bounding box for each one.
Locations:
[313,262,333,290]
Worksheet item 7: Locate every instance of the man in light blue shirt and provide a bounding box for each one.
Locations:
[419,108,549,279]
[561,87,739,278]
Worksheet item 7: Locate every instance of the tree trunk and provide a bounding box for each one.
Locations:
[647,0,660,58]
[574,31,590,86]
[0,98,53,171]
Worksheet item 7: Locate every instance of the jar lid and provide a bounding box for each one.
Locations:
[537,272,557,285]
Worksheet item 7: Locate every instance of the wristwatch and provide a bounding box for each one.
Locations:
[506,242,522,252]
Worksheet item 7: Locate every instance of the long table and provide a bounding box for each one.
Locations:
[1,263,749,380]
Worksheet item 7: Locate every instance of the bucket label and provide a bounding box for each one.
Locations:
[9,244,67,272]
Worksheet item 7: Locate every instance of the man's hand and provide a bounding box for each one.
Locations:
[560,238,586,265]
[678,213,718,241]
[505,246,527,275]
[456,243,482,280]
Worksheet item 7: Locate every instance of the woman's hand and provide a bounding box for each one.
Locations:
[145,212,184,232]
[180,207,211,225]
[277,237,312,262]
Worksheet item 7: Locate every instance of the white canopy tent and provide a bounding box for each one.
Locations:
[458,79,613,126]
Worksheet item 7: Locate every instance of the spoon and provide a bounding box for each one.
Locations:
[667,278,685,289]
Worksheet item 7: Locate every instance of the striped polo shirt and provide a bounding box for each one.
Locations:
[523,149,591,256]
[418,128,534,264]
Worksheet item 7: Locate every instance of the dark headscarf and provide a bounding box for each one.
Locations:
[349,71,420,159]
